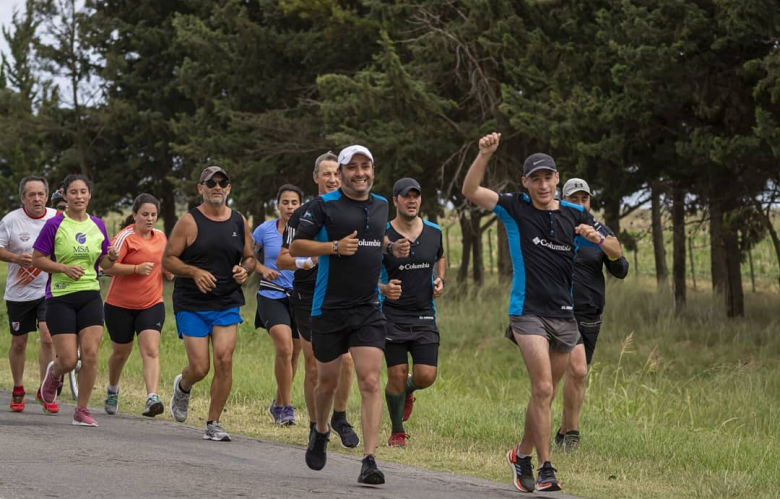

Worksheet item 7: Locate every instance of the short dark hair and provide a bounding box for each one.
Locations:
[276,184,304,204]
[19,175,49,199]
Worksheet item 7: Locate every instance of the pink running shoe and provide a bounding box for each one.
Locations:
[72,406,98,427]
[40,361,62,410]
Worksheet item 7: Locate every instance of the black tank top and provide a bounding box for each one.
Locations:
[172,207,246,312]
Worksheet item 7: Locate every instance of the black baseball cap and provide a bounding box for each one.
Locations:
[393,178,421,197]
[523,153,557,177]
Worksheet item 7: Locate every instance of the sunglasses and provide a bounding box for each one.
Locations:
[56,204,67,211]
[202,179,229,188]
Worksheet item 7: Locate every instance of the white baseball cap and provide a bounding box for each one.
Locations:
[338,145,374,166]
[562,178,592,198]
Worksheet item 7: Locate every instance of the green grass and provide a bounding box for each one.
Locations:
[1,270,778,499]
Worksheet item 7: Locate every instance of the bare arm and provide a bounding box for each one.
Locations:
[461,132,501,211]
[0,247,31,267]
[433,256,446,298]
[232,216,257,284]
[162,214,200,278]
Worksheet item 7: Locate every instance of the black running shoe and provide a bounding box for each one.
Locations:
[331,417,360,449]
[358,455,385,485]
[554,428,565,448]
[535,461,561,492]
[563,430,580,452]
[305,425,330,471]
[506,446,535,493]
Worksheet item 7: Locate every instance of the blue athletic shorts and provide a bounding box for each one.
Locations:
[175,308,243,339]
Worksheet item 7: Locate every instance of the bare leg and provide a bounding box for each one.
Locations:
[350,346,384,457]
[208,325,237,422]
[137,330,161,395]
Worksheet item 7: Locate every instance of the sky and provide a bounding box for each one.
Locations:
[0,1,23,62]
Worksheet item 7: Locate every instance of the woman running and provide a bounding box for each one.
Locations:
[102,194,173,417]
[253,184,303,426]
[32,173,117,427]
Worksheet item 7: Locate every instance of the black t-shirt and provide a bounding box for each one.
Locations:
[173,208,246,313]
[380,220,444,327]
[293,189,388,315]
[572,223,629,315]
[282,200,318,302]
[493,192,608,319]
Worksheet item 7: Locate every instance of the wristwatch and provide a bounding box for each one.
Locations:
[386,242,394,255]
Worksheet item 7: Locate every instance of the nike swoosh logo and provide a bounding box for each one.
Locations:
[533,159,545,165]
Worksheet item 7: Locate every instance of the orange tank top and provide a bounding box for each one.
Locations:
[105,225,167,310]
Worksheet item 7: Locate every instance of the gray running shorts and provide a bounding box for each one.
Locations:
[505,315,579,353]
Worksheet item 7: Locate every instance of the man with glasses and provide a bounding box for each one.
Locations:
[164,166,257,442]
[290,145,388,485]
[379,178,446,448]
[51,188,67,213]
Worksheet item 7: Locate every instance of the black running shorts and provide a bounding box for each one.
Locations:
[105,302,166,345]
[46,291,104,336]
[255,295,298,339]
[575,315,602,365]
[291,292,313,342]
[6,297,46,336]
[384,341,439,368]
[310,304,385,363]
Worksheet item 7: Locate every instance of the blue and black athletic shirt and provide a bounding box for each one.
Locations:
[572,223,629,317]
[293,189,389,316]
[493,192,608,319]
[380,221,444,327]
[282,200,318,304]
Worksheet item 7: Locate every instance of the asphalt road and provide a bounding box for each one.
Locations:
[0,391,584,499]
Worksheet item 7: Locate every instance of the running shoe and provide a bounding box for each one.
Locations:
[402,393,416,422]
[169,374,190,423]
[535,461,561,492]
[203,421,232,441]
[142,394,164,417]
[506,446,535,493]
[358,454,385,485]
[305,425,330,471]
[72,406,98,427]
[10,390,25,412]
[387,432,409,447]
[268,401,282,424]
[279,405,296,426]
[554,429,565,448]
[104,389,119,415]
[563,431,580,452]
[331,417,360,448]
[39,361,61,411]
[35,389,59,414]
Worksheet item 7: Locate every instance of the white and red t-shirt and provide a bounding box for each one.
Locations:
[0,207,57,302]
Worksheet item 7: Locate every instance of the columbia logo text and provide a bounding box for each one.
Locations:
[532,237,571,252]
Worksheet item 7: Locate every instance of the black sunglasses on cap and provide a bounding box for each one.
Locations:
[202,179,229,188]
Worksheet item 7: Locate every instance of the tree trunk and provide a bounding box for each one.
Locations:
[470,209,484,287]
[709,199,727,294]
[723,225,744,317]
[161,175,177,235]
[650,183,669,288]
[457,210,472,290]
[671,185,686,312]
[754,203,780,291]
[497,222,512,285]
[602,195,621,236]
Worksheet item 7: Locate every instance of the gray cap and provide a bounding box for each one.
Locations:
[200,166,229,182]
[337,145,374,166]
[523,153,557,177]
[393,178,421,197]
[562,178,592,198]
